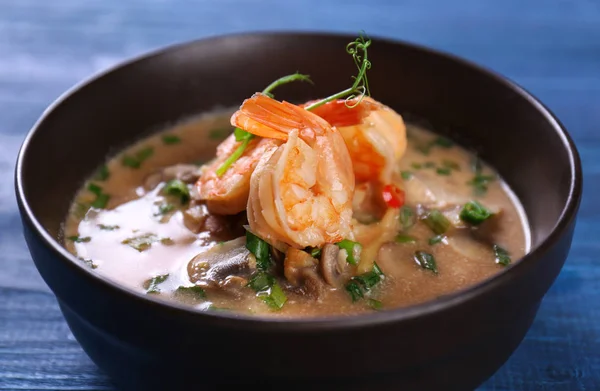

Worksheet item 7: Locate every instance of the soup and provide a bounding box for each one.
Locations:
[62,37,529,318]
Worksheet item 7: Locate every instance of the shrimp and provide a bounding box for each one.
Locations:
[302,97,407,184]
[231,93,355,249]
[195,134,282,215]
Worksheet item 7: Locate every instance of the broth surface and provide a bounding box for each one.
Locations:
[63,110,529,317]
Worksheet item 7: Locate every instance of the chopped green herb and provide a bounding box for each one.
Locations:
[97,224,120,231]
[68,235,91,243]
[428,235,445,245]
[176,285,206,298]
[209,128,232,140]
[122,156,141,168]
[80,258,97,269]
[94,165,110,181]
[411,162,423,170]
[122,147,154,168]
[155,203,176,216]
[247,272,287,310]
[144,274,169,294]
[442,160,461,171]
[72,202,90,219]
[246,231,271,271]
[399,205,416,231]
[337,239,362,265]
[345,281,364,302]
[136,147,154,161]
[87,183,102,196]
[493,245,511,266]
[162,134,181,145]
[401,171,413,180]
[345,262,385,302]
[395,234,416,243]
[468,174,496,196]
[414,251,438,274]
[367,298,383,310]
[91,193,110,209]
[424,161,436,168]
[207,304,230,312]
[122,233,158,252]
[436,167,452,176]
[163,179,190,204]
[433,136,453,148]
[309,247,322,259]
[460,200,494,225]
[421,209,450,235]
[416,144,432,155]
[160,238,175,246]
[216,73,313,176]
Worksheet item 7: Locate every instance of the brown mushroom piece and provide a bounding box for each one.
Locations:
[187,237,252,296]
[144,164,202,191]
[319,243,352,288]
[284,248,327,298]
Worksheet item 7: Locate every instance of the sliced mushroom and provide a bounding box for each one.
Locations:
[144,164,201,191]
[188,237,251,296]
[182,202,210,233]
[284,248,326,298]
[319,244,352,288]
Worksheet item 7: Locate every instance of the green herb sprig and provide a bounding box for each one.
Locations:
[215,73,313,176]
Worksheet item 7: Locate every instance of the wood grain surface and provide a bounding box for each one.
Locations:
[0,1,598,390]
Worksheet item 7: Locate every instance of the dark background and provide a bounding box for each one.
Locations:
[0,1,598,390]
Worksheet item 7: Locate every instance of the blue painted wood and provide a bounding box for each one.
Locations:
[0,0,598,389]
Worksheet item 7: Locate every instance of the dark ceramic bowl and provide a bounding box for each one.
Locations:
[15,32,582,391]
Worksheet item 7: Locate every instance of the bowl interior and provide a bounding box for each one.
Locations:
[17,31,579,302]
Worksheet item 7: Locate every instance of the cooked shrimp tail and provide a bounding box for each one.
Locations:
[232,93,355,249]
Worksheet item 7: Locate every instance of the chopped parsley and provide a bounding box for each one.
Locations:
[68,235,91,243]
[414,251,438,274]
[421,209,450,235]
[163,179,190,204]
[428,235,445,245]
[395,234,417,244]
[436,167,452,176]
[401,171,413,180]
[442,159,461,171]
[122,233,158,252]
[154,203,176,216]
[345,263,385,302]
[493,245,511,266]
[87,183,110,209]
[144,274,169,294]
[162,134,181,145]
[399,205,416,231]
[176,285,206,298]
[467,174,496,196]
[246,231,272,271]
[367,298,383,310]
[432,136,453,148]
[122,147,154,168]
[247,272,287,310]
[94,165,110,181]
[97,224,120,231]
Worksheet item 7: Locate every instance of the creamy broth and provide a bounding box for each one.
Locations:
[63,110,528,317]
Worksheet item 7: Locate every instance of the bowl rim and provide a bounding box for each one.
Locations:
[15,30,583,331]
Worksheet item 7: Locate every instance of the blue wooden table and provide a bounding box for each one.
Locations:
[0,1,598,389]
